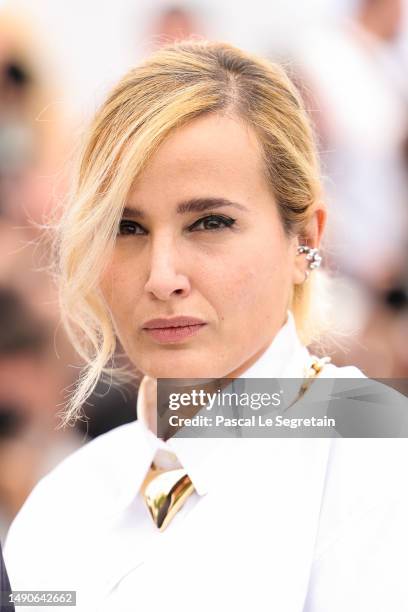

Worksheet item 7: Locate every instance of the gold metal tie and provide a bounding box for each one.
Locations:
[141,462,195,531]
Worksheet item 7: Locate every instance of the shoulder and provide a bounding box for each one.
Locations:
[318,362,366,378]
[4,421,148,590]
[6,420,146,526]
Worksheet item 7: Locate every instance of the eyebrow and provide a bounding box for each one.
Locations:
[122,197,248,220]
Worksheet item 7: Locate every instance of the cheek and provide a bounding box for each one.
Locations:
[213,242,293,318]
[100,258,142,327]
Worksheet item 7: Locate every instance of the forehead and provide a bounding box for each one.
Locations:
[128,113,270,208]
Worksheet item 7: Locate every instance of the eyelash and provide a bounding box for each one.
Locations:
[117,214,237,236]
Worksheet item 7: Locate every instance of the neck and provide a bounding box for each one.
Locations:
[159,326,286,440]
[158,377,230,440]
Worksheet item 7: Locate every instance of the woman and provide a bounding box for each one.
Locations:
[4,41,408,611]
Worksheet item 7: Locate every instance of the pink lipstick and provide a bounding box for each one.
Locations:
[142,316,207,344]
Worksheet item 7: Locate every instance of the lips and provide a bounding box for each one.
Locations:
[142,316,207,344]
[142,316,206,329]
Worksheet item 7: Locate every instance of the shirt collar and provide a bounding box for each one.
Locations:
[240,311,309,379]
[136,310,310,496]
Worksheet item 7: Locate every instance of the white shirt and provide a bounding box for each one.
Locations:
[4,313,408,611]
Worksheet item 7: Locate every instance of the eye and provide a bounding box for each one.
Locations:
[117,214,237,237]
[117,220,146,236]
[189,214,236,232]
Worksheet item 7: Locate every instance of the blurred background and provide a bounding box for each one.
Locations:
[1,0,408,539]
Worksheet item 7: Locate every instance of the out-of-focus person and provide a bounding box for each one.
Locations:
[292,0,408,376]
[149,4,205,48]
[0,23,84,529]
[294,0,408,291]
[0,286,83,541]
[0,8,69,231]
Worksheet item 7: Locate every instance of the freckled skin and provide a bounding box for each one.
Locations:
[100,113,319,379]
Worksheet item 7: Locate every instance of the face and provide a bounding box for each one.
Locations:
[100,113,308,380]
[363,0,403,41]
[383,0,403,40]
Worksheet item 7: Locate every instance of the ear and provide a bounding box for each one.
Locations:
[292,204,327,285]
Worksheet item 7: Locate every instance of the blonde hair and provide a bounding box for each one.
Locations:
[57,40,329,425]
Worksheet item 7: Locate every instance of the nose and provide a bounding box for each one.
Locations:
[144,234,191,301]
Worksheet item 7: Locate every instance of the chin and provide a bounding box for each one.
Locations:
[141,357,223,380]
[148,367,214,380]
